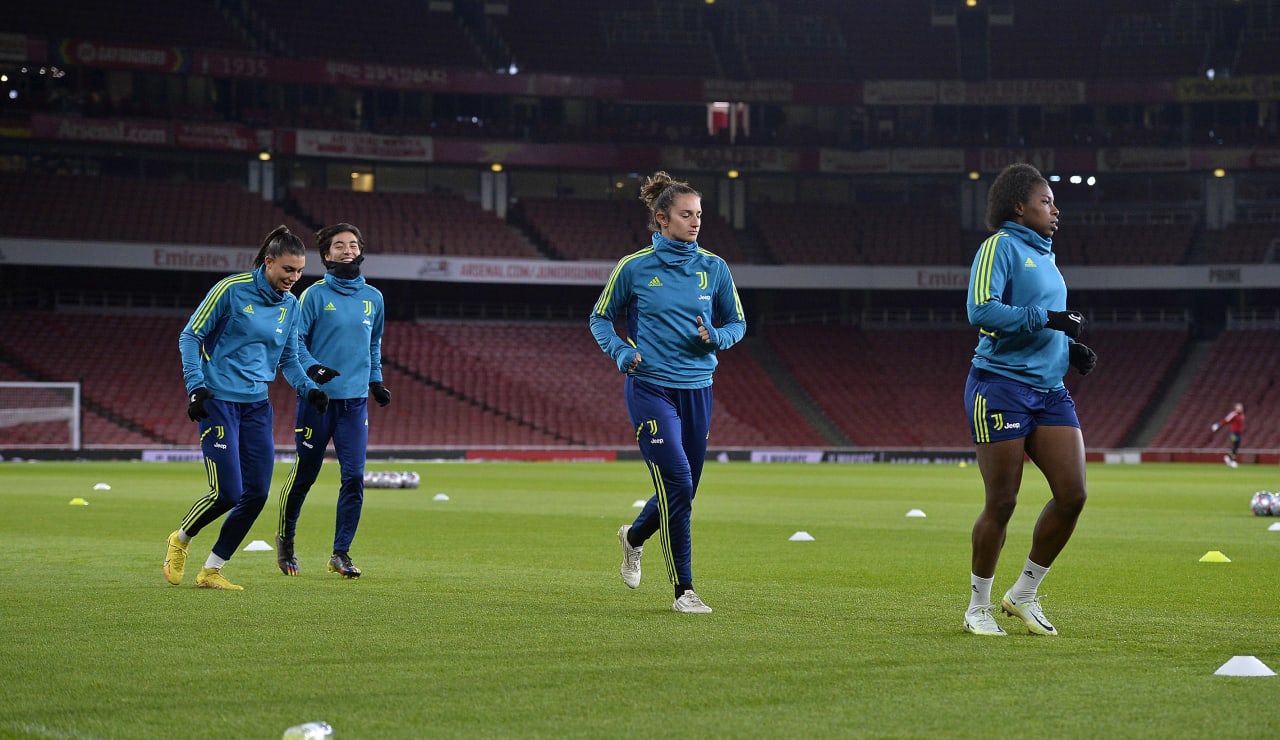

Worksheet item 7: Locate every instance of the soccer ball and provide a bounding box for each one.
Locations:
[401,471,421,489]
[1270,495,1280,517]
[1250,491,1274,516]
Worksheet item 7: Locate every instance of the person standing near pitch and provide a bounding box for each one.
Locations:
[163,225,334,590]
[1211,402,1244,468]
[275,223,390,579]
[962,163,1096,636]
[590,171,746,614]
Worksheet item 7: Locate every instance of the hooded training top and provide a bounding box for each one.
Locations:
[967,220,1071,392]
[294,272,385,400]
[179,266,316,403]
[590,232,746,389]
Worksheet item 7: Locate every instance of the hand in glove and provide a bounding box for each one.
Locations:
[1046,310,1085,339]
[369,382,392,407]
[307,365,341,384]
[1068,342,1097,376]
[307,388,329,414]
[187,387,212,422]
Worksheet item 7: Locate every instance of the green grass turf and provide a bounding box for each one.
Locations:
[2,460,1279,738]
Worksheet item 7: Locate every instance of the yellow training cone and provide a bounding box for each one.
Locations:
[1199,550,1231,562]
[69,498,89,506]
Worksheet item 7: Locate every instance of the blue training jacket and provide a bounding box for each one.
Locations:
[293,273,385,400]
[590,232,746,390]
[967,221,1071,392]
[179,266,317,402]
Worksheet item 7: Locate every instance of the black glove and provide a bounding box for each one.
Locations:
[307,388,329,414]
[1069,342,1097,376]
[369,382,392,407]
[1045,310,1085,339]
[186,387,212,422]
[307,365,341,384]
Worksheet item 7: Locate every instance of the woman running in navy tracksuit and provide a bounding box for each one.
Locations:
[590,171,746,614]
[275,222,390,579]
[163,226,332,591]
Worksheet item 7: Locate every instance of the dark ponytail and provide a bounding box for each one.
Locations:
[253,225,306,268]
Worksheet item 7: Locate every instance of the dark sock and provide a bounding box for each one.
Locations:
[626,530,641,549]
[675,584,692,598]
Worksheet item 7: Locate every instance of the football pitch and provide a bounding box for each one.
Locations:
[3,460,1278,738]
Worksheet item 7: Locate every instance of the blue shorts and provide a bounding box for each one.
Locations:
[964,367,1080,444]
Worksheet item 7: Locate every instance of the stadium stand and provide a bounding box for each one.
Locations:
[753,203,863,265]
[0,311,189,446]
[763,323,1188,450]
[1147,329,1280,454]
[4,0,251,52]
[1063,329,1189,449]
[291,188,540,258]
[0,173,309,246]
[379,320,816,449]
[517,198,650,261]
[1214,221,1280,263]
[517,197,745,263]
[1068,222,1197,265]
[490,0,647,77]
[833,3,956,80]
[752,204,970,266]
[763,324,976,448]
[252,0,486,68]
[1,0,1278,460]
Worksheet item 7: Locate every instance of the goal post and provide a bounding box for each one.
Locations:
[0,381,81,450]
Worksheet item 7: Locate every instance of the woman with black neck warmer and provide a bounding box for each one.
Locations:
[274,222,391,580]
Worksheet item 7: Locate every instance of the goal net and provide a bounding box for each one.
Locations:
[0,382,81,450]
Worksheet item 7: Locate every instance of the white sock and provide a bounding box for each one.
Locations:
[1007,558,1050,603]
[177,529,192,544]
[204,553,226,570]
[968,573,994,611]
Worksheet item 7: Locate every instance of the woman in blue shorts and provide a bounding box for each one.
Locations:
[961,163,1097,637]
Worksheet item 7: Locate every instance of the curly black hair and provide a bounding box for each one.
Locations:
[985,163,1047,232]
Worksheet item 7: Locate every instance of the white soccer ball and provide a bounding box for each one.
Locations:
[401,471,421,489]
[1270,495,1280,517]
[1250,491,1274,516]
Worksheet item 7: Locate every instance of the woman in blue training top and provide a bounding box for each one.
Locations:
[275,222,390,579]
[163,225,333,591]
[590,170,746,614]
[962,163,1097,636]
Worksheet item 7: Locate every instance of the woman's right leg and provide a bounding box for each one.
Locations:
[971,438,1027,578]
[626,379,694,590]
